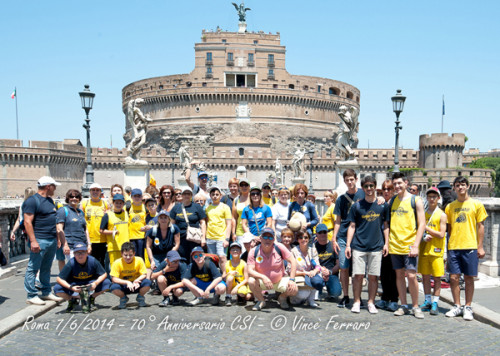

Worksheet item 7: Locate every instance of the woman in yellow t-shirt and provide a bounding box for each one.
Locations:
[321,191,338,240]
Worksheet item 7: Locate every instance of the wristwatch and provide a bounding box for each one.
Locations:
[289,278,295,282]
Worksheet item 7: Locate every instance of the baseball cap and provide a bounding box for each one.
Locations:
[262,182,272,189]
[158,209,170,217]
[198,171,208,178]
[89,183,102,190]
[230,242,242,250]
[182,187,193,194]
[166,250,181,262]
[426,187,441,196]
[191,246,204,256]
[316,223,328,233]
[208,185,221,194]
[73,243,88,252]
[242,232,255,244]
[131,188,142,196]
[113,194,125,202]
[261,227,275,238]
[250,185,262,192]
[437,180,452,189]
[239,178,250,186]
[37,176,61,187]
[145,197,156,205]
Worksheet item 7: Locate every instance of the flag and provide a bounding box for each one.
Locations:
[149,174,156,187]
[442,97,445,116]
[11,89,16,99]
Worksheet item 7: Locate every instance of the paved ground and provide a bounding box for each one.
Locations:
[1,262,499,355]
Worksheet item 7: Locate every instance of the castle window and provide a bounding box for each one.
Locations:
[206,52,212,61]
[236,75,245,87]
[253,40,258,45]
[158,85,163,90]
[207,66,212,73]
[248,53,254,63]
[228,52,233,61]
[202,82,207,87]
[268,54,274,63]
[346,91,354,99]
[317,85,321,93]
[303,85,309,90]
[289,84,295,89]
[273,84,278,89]
[239,148,244,156]
[329,87,340,95]
[222,39,226,43]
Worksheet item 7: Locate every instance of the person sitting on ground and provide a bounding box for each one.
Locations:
[110,242,151,309]
[280,228,295,252]
[182,246,226,306]
[54,243,110,313]
[223,242,252,306]
[247,228,298,311]
[314,223,342,301]
[151,250,187,307]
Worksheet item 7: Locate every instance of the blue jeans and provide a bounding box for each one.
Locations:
[25,238,57,298]
[305,274,325,291]
[324,274,342,297]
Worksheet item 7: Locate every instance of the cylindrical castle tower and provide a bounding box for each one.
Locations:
[419,133,465,169]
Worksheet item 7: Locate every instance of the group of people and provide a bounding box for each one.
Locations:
[14,167,487,321]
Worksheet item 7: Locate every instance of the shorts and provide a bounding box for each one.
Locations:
[418,255,444,277]
[54,278,111,295]
[258,276,290,293]
[194,277,226,293]
[448,249,478,276]
[110,279,152,294]
[390,254,417,271]
[206,239,226,256]
[228,280,251,295]
[352,250,383,276]
[55,246,65,261]
[337,239,350,269]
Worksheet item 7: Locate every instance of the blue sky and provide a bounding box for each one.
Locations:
[1,0,499,151]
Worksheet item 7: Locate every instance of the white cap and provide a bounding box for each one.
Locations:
[37,176,61,187]
[89,183,102,190]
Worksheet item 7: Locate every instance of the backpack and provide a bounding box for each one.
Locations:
[151,224,175,237]
[389,194,417,228]
[253,243,283,259]
[204,253,220,267]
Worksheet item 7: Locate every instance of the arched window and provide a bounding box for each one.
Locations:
[239,148,244,156]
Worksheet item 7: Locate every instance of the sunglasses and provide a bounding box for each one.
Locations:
[363,184,375,189]
[261,235,274,240]
[317,231,327,235]
[199,176,208,180]
[240,183,249,187]
[298,236,309,240]
[195,200,205,203]
[163,191,171,195]
[382,188,393,191]
[175,193,182,196]
[68,195,80,199]
[251,192,261,196]
[192,254,204,259]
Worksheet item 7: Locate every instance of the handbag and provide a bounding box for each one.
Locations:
[182,206,203,244]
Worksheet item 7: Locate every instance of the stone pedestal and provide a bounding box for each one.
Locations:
[335,160,361,195]
[124,160,149,191]
[238,21,247,33]
[291,177,306,187]
[176,177,189,191]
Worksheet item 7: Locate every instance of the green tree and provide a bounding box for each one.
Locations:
[470,157,500,196]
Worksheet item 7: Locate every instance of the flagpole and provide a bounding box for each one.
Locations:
[14,87,19,140]
[441,94,444,133]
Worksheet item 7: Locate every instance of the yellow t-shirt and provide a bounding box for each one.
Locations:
[82,199,109,243]
[322,204,336,241]
[389,195,421,255]
[446,199,488,250]
[225,259,246,285]
[106,211,130,252]
[206,203,232,241]
[128,203,146,240]
[110,256,147,281]
[420,208,446,257]
[263,196,274,208]
[235,198,249,236]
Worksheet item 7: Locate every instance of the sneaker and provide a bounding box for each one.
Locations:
[26,296,46,305]
[225,296,232,307]
[41,293,63,302]
[351,302,361,313]
[136,295,147,307]
[278,296,290,310]
[412,307,425,319]
[88,296,96,311]
[307,300,319,308]
[252,300,266,311]
[394,306,409,316]
[66,299,77,312]
[118,296,128,309]
[463,306,474,321]
[211,294,221,306]
[188,297,203,306]
[159,297,170,307]
[368,303,378,314]
[430,302,439,315]
[387,302,399,312]
[445,305,463,318]
[171,295,180,306]
[419,300,432,311]
[375,300,388,309]
[337,296,350,308]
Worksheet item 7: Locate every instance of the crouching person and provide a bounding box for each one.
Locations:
[54,243,110,313]
[110,242,151,309]
[182,246,226,306]
[247,228,298,311]
[223,242,252,306]
[151,250,187,307]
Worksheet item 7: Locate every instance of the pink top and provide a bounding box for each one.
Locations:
[247,242,292,283]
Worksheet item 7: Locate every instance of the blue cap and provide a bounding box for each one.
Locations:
[316,223,328,233]
[191,246,204,256]
[131,188,142,196]
[113,194,125,202]
[261,227,275,237]
[166,250,181,262]
[73,243,88,252]
[158,209,169,217]
[437,180,452,189]
[198,171,208,178]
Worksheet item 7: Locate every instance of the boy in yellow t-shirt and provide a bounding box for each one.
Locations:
[223,242,252,306]
[417,187,447,315]
[206,186,232,269]
[128,189,149,260]
[444,176,487,321]
[99,194,130,266]
[110,242,151,309]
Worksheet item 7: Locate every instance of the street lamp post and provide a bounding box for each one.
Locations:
[391,89,406,173]
[169,148,176,185]
[308,148,315,192]
[79,84,95,198]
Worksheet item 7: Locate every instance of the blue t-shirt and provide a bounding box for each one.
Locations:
[22,193,58,239]
[333,189,365,241]
[346,199,388,252]
[241,205,272,236]
[154,260,187,284]
[145,224,180,257]
[182,259,221,282]
[56,205,87,247]
[58,255,106,284]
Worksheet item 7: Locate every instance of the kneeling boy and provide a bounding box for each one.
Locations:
[151,250,187,307]
[223,242,252,306]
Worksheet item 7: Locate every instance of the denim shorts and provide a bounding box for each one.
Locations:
[206,239,226,256]
[337,239,350,269]
[448,249,478,276]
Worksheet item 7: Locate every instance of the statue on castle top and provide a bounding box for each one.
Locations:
[335,105,359,161]
[125,98,152,161]
[292,148,306,178]
[232,2,251,22]
[179,145,193,176]
[274,157,283,185]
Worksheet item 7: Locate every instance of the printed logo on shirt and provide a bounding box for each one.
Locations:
[131,215,142,223]
[362,210,380,222]
[76,272,91,280]
[434,248,442,253]
[393,207,409,217]
[455,213,467,223]
[297,256,304,263]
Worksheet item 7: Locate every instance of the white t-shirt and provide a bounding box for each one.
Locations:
[272,201,289,240]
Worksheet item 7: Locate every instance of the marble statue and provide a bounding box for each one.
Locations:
[292,148,306,178]
[335,105,359,161]
[179,146,192,176]
[232,1,251,22]
[274,157,283,185]
[125,98,152,161]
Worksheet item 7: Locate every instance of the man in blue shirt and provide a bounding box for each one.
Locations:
[23,176,64,305]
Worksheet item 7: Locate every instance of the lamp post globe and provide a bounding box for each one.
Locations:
[391,89,406,173]
[79,84,95,198]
